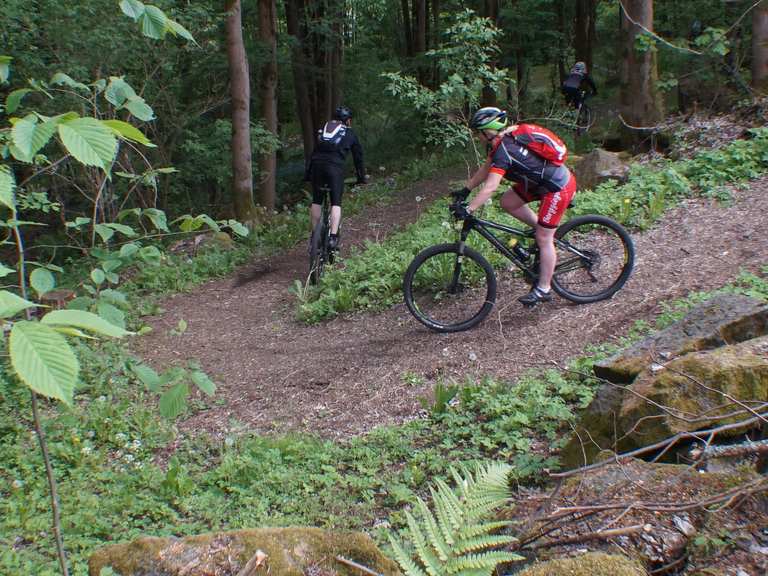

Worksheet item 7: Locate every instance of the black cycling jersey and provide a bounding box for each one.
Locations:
[562,72,597,95]
[305,121,365,183]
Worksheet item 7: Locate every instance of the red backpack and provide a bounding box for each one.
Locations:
[508,123,568,165]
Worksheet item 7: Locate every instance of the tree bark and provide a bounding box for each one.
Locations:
[575,0,597,72]
[752,1,768,91]
[481,0,500,106]
[225,0,256,221]
[285,0,315,160]
[401,0,413,57]
[619,0,663,149]
[258,0,278,212]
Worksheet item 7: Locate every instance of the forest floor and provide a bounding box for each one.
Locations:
[133,168,768,445]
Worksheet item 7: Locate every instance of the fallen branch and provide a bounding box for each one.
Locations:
[335,556,384,576]
[527,523,647,550]
[690,438,768,462]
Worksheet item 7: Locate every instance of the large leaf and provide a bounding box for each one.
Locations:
[166,19,196,43]
[124,97,155,122]
[10,321,79,405]
[93,224,115,243]
[101,119,154,146]
[40,309,131,337]
[0,166,15,212]
[190,370,216,397]
[159,382,189,419]
[96,301,126,329]
[119,0,145,20]
[138,245,162,266]
[105,77,137,108]
[30,268,55,297]
[0,56,11,83]
[0,290,37,318]
[50,72,89,92]
[11,115,58,161]
[58,117,118,172]
[129,361,161,392]
[143,208,168,232]
[0,263,15,277]
[139,5,169,40]
[106,222,137,237]
[6,89,32,114]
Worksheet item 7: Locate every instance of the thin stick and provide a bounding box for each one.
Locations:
[335,555,384,576]
[528,523,645,550]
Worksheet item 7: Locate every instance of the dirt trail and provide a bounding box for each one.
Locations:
[134,174,768,441]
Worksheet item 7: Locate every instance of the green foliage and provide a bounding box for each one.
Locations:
[388,462,522,576]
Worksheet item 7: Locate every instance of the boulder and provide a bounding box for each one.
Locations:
[594,294,768,385]
[572,149,631,191]
[88,527,401,576]
[561,335,768,467]
[516,552,647,576]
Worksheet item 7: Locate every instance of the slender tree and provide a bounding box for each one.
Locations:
[258,0,278,212]
[285,0,315,160]
[225,0,257,221]
[574,0,598,72]
[619,0,663,148]
[753,0,768,91]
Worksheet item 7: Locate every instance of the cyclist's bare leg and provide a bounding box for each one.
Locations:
[310,203,321,230]
[500,189,537,228]
[535,226,557,291]
[330,205,341,235]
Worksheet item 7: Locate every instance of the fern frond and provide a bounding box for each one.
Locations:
[458,520,515,540]
[454,535,517,555]
[405,509,443,576]
[416,496,450,561]
[433,479,464,527]
[462,462,512,504]
[446,550,524,573]
[388,534,429,576]
[430,485,457,546]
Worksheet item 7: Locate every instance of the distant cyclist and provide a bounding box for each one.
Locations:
[304,105,367,252]
[561,61,597,110]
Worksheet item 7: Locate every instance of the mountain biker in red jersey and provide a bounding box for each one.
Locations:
[561,61,597,110]
[453,107,577,306]
[304,105,367,252]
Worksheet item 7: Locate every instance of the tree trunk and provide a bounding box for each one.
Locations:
[401,0,413,57]
[225,0,256,221]
[285,0,315,160]
[414,0,427,82]
[752,1,768,91]
[431,0,440,87]
[619,0,663,149]
[481,0,500,106]
[575,0,597,72]
[258,0,278,212]
[556,0,567,83]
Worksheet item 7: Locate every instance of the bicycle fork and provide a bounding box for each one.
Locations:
[448,222,473,293]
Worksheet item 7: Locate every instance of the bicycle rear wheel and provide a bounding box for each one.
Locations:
[575,104,592,135]
[403,243,497,333]
[552,215,634,303]
[308,219,328,284]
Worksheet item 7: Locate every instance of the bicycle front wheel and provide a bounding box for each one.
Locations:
[552,215,634,303]
[576,104,592,135]
[403,243,497,333]
[308,220,327,284]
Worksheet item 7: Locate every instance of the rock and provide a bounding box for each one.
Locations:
[516,552,647,575]
[572,149,631,191]
[88,527,401,576]
[594,294,768,385]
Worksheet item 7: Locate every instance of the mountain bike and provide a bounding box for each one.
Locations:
[402,191,635,332]
[573,92,593,136]
[308,185,332,284]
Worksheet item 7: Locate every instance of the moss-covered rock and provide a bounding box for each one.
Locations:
[516,552,647,576]
[594,294,768,385]
[88,527,401,576]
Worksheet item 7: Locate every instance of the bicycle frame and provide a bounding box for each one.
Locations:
[455,216,538,280]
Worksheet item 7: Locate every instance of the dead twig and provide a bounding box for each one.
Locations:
[335,556,383,576]
[527,523,647,550]
[237,549,268,576]
[690,437,768,462]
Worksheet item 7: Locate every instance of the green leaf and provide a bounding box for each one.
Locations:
[40,309,131,337]
[100,259,122,273]
[119,0,145,20]
[0,263,15,277]
[106,222,137,237]
[96,301,125,329]
[10,321,79,404]
[139,5,169,39]
[99,289,128,306]
[129,361,161,392]
[51,326,95,339]
[0,166,15,212]
[58,118,118,172]
[190,370,216,397]
[0,290,37,318]
[117,208,141,221]
[50,72,89,92]
[105,77,137,108]
[11,115,58,161]
[166,18,196,43]
[159,382,189,419]
[66,216,90,228]
[143,208,169,232]
[0,56,11,83]
[139,245,162,266]
[124,97,155,121]
[93,224,115,243]
[101,119,154,147]
[30,268,55,297]
[90,268,106,285]
[119,242,140,259]
[6,89,32,114]
[226,219,249,237]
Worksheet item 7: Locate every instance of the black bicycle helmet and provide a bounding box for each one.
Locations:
[333,106,352,122]
[469,107,508,131]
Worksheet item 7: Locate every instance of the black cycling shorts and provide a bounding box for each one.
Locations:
[311,162,344,207]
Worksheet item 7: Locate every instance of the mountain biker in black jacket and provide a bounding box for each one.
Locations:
[561,62,597,109]
[304,105,366,251]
